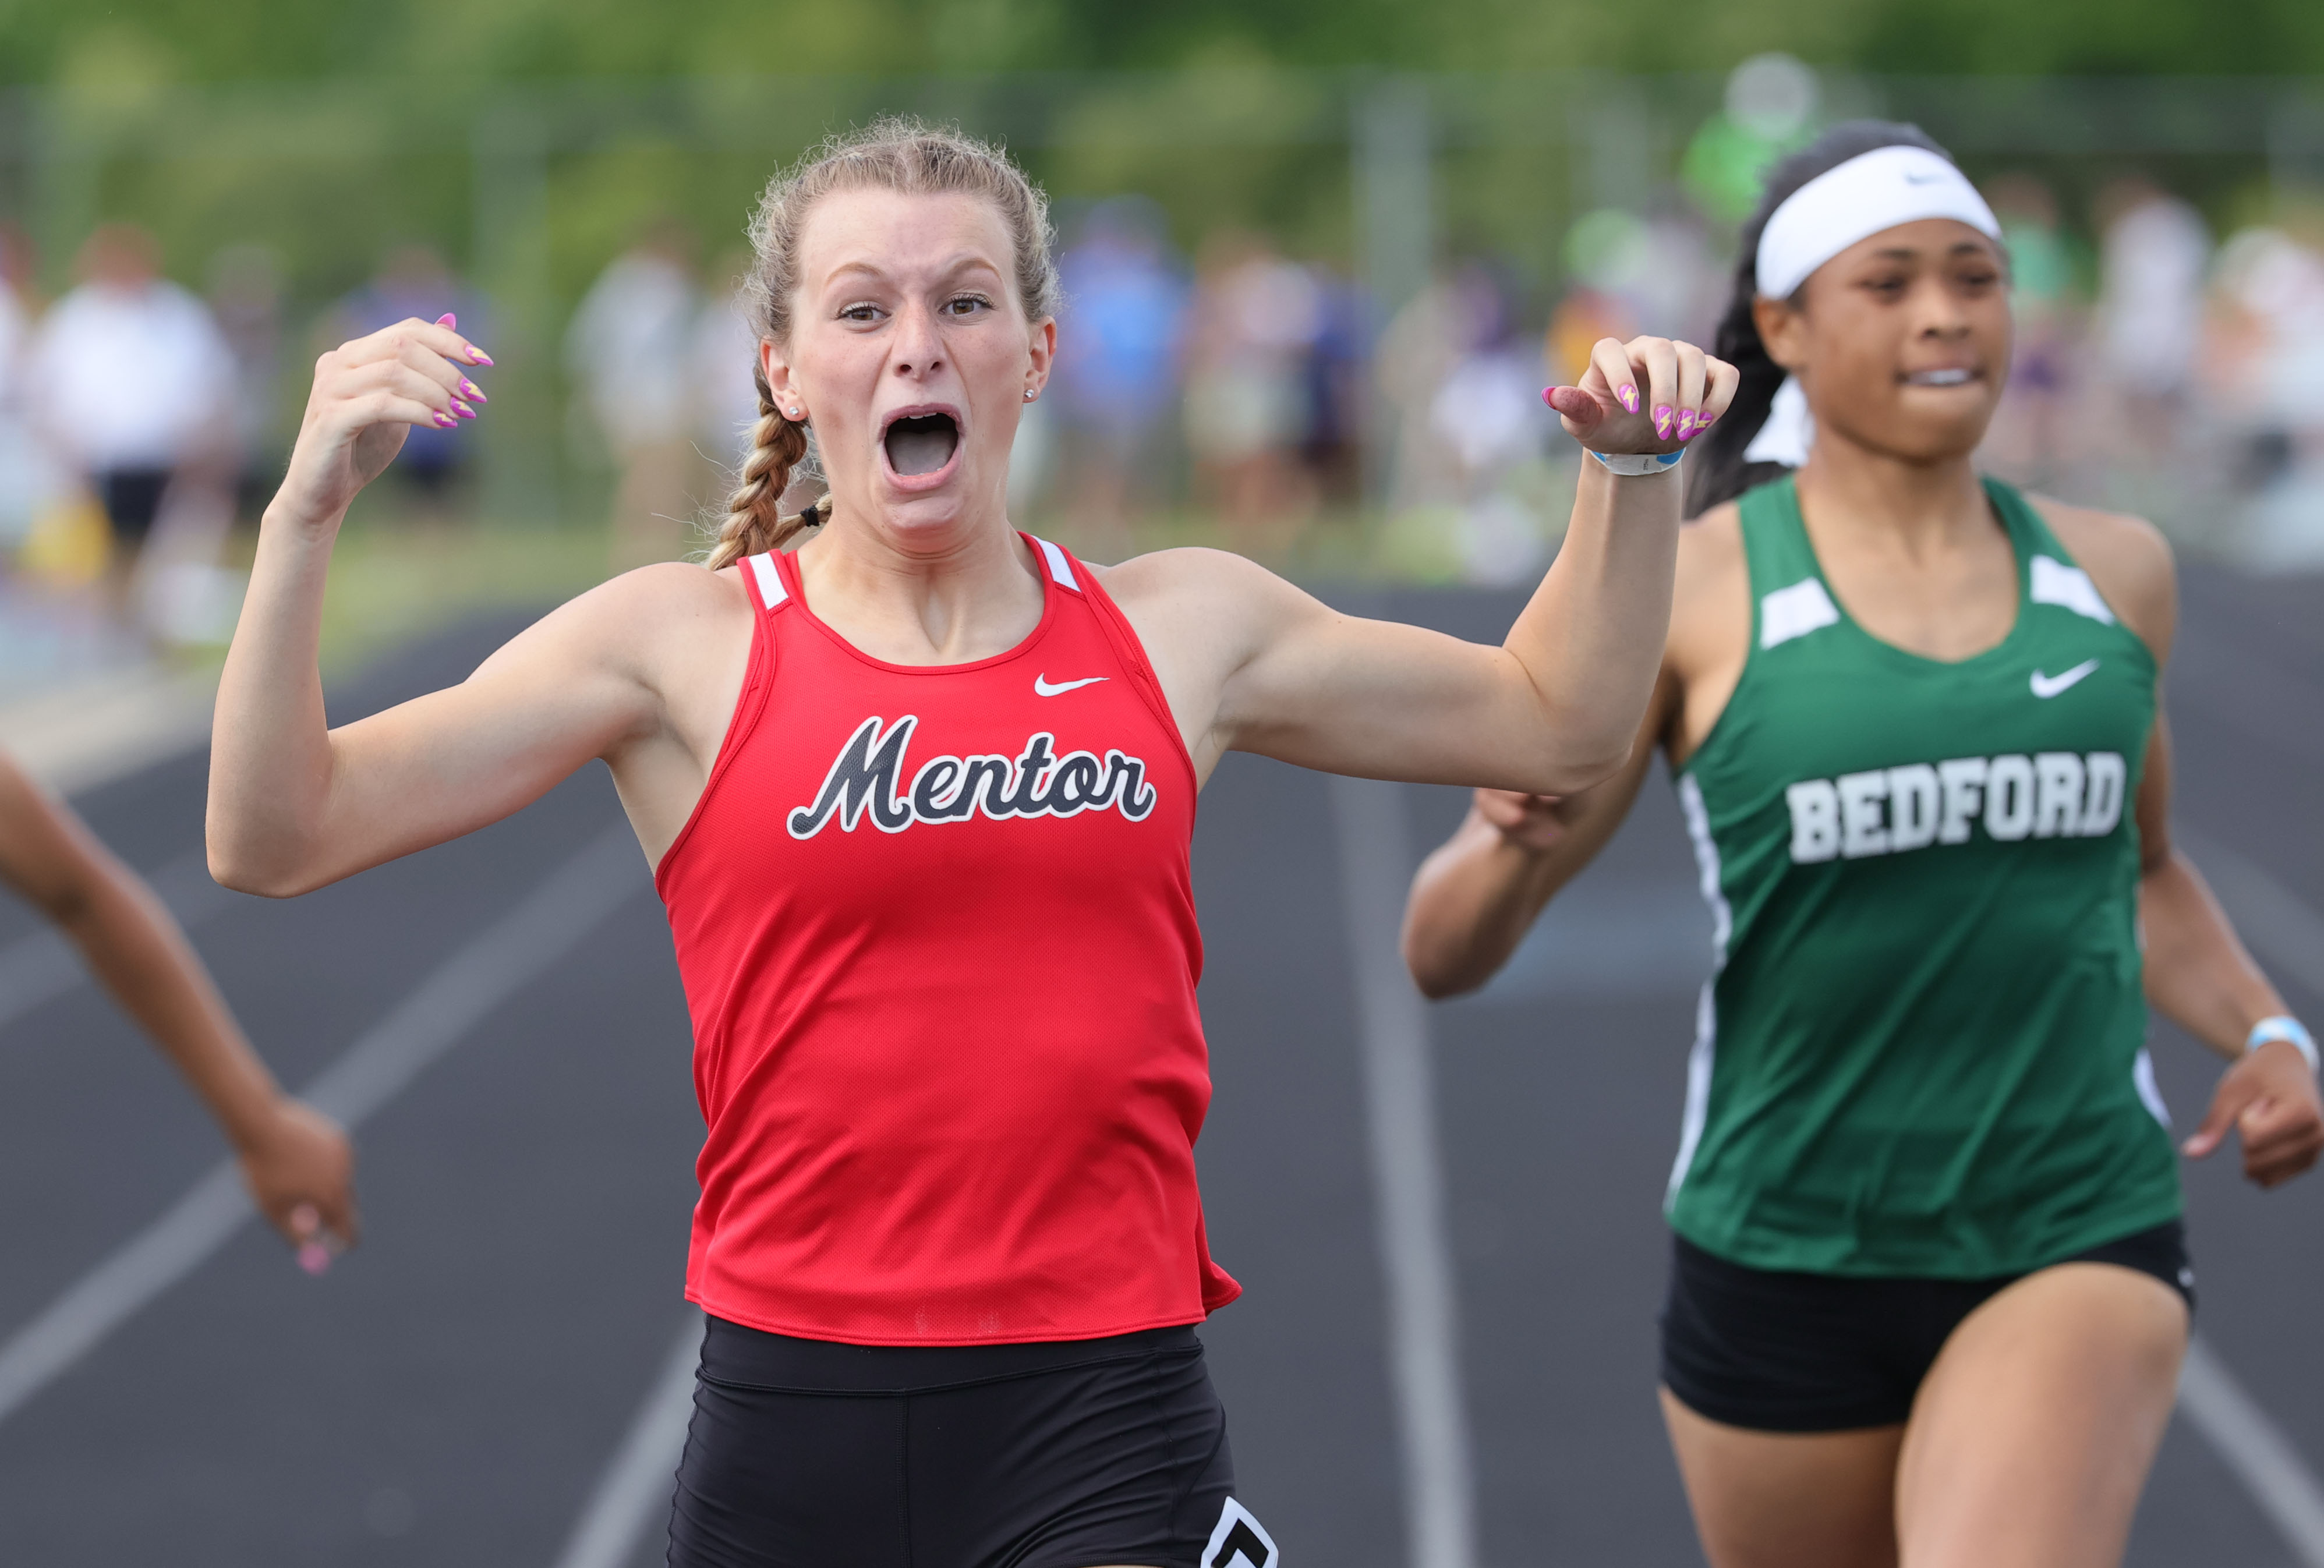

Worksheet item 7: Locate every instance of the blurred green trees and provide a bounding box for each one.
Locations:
[8,0,2322,86]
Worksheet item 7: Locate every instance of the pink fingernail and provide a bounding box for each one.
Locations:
[298,1241,332,1275]
[436,313,457,329]
[1653,405,1674,438]
[1675,410,1697,439]
[1619,385,1639,413]
[433,412,457,429]
[452,401,477,419]
[1540,386,1557,406]
[467,347,494,367]
[459,378,486,401]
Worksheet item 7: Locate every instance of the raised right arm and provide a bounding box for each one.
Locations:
[207,318,665,896]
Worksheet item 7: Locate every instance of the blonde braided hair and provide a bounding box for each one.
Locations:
[703,118,1060,572]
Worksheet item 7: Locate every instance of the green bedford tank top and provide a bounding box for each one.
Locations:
[1665,474,2180,1277]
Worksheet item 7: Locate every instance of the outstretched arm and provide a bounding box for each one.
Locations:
[208,319,671,896]
[0,753,356,1254]
[1122,337,1734,796]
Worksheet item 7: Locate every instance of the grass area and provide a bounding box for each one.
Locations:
[308,519,615,675]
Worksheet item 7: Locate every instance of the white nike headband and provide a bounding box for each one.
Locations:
[1753,144,2001,301]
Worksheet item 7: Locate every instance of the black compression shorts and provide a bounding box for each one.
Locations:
[1660,1220,2194,1432]
[666,1316,1277,1568]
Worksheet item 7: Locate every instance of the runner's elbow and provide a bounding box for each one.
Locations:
[206,824,324,899]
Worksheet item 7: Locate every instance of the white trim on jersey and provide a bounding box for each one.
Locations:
[1760,576,1841,650]
[2134,1047,2172,1129]
[744,552,788,610]
[2030,555,2117,625]
[1669,773,1734,1208]
[1031,535,1079,591]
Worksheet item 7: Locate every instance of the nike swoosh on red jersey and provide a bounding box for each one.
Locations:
[1034,674,1109,696]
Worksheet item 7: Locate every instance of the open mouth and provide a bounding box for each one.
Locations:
[1902,368,1977,387]
[883,412,961,477]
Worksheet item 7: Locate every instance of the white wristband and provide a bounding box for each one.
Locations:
[1587,449,1683,477]
[2248,1015,2319,1074]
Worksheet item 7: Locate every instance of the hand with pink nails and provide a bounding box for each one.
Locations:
[271,314,494,532]
[1540,334,1739,460]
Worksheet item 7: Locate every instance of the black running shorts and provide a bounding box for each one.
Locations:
[666,1317,1277,1568]
[1660,1220,2194,1432]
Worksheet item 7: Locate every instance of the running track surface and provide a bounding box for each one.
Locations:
[0,567,2318,1567]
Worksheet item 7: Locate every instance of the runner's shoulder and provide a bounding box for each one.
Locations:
[2024,493,2176,657]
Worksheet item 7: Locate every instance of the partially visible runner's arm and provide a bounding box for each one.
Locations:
[0,751,358,1251]
[2051,499,2323,1188]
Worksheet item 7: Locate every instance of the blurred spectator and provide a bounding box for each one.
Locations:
[1564,202,1720,344]
[1182,233,1325,543]
[568,222,703,568]
[2206,222,2324,567]
[1681,54,1820,224]
[1544,285,1635,388]
[331,243,485,522]
[1981,174,2081,489]
[2095,179,2210,422]
[1426,264,1555,582]
[27,224,235,619]
[208,244,288,522]
[1300,266,1372,506]
[692,247,763,480]
[1052,197,1187,546]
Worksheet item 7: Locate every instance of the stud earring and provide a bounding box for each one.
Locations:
[1023,389,1036,402]
[787,408,804,420]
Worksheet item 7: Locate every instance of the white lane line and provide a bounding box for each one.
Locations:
[0,824,646,1430]
[2181,1338,2324,1567]
[0,850,234,1035]
[2168,827,2324,1563]
[550,1311,703,1568]
[1328,775,1477,1568]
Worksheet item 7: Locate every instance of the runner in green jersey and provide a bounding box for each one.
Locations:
[1404,123,2324,1568]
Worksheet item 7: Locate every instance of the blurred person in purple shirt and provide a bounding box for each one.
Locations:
[330,244,487,520]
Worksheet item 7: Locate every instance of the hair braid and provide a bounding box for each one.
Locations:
[705,362,824,571]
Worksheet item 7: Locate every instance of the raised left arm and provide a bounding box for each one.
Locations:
[1123,337,1733,794]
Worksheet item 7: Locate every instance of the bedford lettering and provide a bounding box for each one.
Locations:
[1787,751,2127,864]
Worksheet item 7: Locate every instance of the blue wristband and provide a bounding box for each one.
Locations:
[2248,1015,2319,1074]
[1587,449,1683,477]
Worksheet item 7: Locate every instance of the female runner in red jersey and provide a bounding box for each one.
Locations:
[208,120,1735,1568]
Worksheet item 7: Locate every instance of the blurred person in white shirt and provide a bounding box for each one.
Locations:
[567,222,702,569]
[2096,180,2210,423]
[28,224,234,613]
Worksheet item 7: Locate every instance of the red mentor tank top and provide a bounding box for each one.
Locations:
[655,534,1239,1345]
